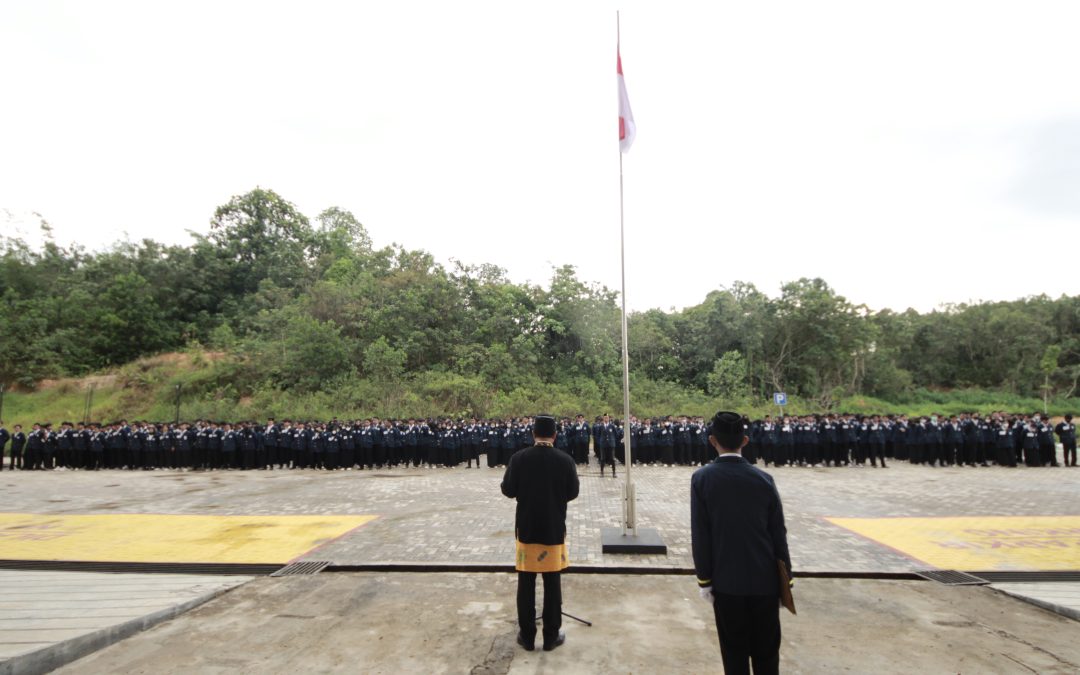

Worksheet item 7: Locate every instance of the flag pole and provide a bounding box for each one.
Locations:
[617,11,636,537]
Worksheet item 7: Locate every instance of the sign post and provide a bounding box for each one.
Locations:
[773,392,787,418]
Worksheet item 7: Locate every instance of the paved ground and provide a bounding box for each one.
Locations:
[993,582,1080,622]
[0,570,250,675]
[53,573,1080,674]
[2,462,1077,572]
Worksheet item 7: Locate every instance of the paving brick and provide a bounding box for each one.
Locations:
[1,462,1077,573]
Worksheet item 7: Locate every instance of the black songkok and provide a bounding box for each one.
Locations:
[533,415,557,438]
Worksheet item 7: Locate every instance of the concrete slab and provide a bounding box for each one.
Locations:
[0,570,251,675]
[54,573,1080,675]
[992,582,1080,621]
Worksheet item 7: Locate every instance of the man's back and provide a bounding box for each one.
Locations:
[691,456,790,596]
[501,445,579,546]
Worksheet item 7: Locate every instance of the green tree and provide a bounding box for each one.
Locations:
[707,351,749,400]
[94,272,172,365]
[265,310,355,392]
[209,188,315,295]
[1040,344,1062,412]
[363,336,406,382]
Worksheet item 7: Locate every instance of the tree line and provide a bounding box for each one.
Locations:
[2,188,1078,417]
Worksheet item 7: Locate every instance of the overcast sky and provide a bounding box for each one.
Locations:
[2,1,1078,313]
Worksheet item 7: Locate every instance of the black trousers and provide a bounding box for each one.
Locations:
[517,571,561,644]
[712,593,780,675]
[869,442,887,467]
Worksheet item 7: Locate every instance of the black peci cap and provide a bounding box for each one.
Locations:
[533,415,557,438]
[709,411,743,438]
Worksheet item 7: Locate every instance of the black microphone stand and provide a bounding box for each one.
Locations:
[537,610,592,627]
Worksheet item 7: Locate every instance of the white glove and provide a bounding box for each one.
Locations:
[698,586,714,603]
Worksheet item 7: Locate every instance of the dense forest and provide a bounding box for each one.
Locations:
[2,188,1078,419]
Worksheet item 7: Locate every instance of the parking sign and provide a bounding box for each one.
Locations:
[773,392,787,406]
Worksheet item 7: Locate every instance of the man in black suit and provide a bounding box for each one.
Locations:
[501,414,579,653]
[1056,415,1077,467]
[691,411,792,675]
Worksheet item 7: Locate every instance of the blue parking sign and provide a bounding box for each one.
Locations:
[773,392,787,406]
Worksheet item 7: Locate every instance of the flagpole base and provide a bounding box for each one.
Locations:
[600,527,667,555]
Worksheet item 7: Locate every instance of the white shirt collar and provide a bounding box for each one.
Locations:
[718,452,742,459]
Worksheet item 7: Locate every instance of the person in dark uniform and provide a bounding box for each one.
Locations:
[758,416,776,467]
[657,418,675,466]
[776,417,794,467]
[73,422,89,469]
[570,415,590,466]
[692,411,791,675]
[9,424,25,470]
[868,415,887,468]
[42,423,57,469]
[1036,416,1056,467]
[675,416,691,465]
[143,423,160,469]
[741,416,757,464]
[891,416,909,463]
[1022,418,1040,467]
[25,423,43,470]
[1056,415,1077,467]
[555,418,570,457]
[56,422,73,469]
[593,415,617,477]
[978,415,994,467]
[961,414,980,466]
[819,415,837,467]
[501,414,578,653]
[994,417,1017,467]
[89,424,106,470]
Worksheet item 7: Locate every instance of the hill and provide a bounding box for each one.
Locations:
[3,188,1079,424]
[4,349,1078,432]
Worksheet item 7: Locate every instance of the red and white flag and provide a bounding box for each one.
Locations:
[617,47,635,153]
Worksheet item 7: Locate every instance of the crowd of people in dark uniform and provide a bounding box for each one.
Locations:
[744,412,1077,468]
[0,411,1075,472]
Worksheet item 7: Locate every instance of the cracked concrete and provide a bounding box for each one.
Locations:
[53,574,1080,674]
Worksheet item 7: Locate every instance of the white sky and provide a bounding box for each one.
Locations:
[1,0,1078,313]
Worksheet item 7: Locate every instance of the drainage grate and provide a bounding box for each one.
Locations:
[914,569,989,586]
[969,571,1080,583]
[271,560,331,577]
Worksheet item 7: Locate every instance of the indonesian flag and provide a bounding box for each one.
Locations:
[618,47,635,153]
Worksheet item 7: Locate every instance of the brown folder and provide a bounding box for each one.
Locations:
[777,560,796,615]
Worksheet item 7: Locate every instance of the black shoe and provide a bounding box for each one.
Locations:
[543,631,566,651]
[516,633,534,651]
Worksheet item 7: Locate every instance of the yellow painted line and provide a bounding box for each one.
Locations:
[828,516,1080,571]
[0,513,376,564]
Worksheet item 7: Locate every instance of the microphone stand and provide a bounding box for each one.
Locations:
[537,611,592,627]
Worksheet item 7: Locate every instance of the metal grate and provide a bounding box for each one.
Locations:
[271,560,331,577]
[914,569,989,586]
[969,571,1080,583]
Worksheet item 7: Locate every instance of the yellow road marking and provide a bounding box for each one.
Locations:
[0,513,376,564]
[828,516,1080,571]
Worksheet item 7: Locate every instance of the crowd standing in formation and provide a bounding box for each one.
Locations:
[0,412,1075,472]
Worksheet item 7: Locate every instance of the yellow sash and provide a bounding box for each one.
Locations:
[515,540,569,573]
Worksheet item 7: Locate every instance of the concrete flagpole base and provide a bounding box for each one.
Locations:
[600,527,667,554]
